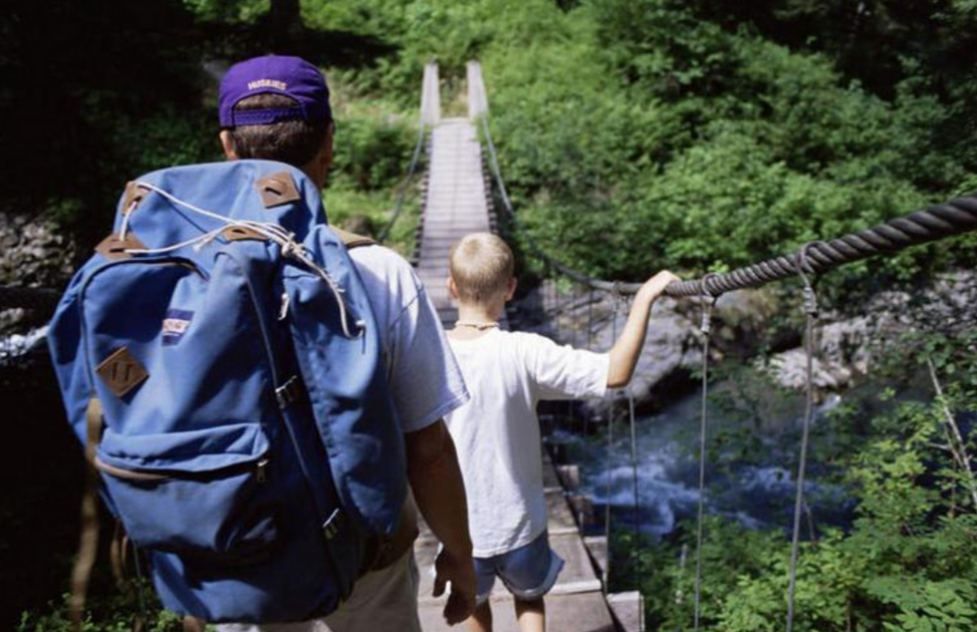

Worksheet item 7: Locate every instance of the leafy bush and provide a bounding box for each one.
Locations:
[620,328,977,630]
[17,582,185,632]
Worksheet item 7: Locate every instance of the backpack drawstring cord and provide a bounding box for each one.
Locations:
[121,181,360,338]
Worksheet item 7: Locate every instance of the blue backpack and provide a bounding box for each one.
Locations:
[47,160,406,623]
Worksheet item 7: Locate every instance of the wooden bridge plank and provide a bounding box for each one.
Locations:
[415,117,492,326]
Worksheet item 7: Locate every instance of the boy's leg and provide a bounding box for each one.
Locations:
[465,554,497,632]
[467,601,494,632]
[514,597,544,632]
[492,531,563,632]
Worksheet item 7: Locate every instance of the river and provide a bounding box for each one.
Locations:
[551,388,855,540]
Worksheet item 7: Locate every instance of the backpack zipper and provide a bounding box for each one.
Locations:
[94,454,270,483]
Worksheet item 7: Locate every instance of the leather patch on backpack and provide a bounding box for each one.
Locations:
[332,227,376,249]
[122,181,150,215]
[221,225,269,242]
[95,233,147,261]
[96,347,149,398]
[256,172,301,208]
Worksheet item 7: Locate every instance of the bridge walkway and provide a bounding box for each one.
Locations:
[411,92,621,631]
[413,117,493,327]
[415,451,616,632]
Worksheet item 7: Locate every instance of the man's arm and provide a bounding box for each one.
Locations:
[607,270,681,388]
[405,419,475,625]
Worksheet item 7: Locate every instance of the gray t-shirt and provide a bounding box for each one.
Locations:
[348,244,469,433]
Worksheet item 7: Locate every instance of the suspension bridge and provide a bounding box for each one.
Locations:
[3,60,977,632]
[381,60,977,632]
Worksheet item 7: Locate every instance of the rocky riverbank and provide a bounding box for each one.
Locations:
[0,213,75,335]
[509,270,977,412]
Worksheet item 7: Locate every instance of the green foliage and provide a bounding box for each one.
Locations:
[324,177,420,258]
[9,0,977,627]
[13,0,975,280]
[870,578,977,632]
[322,71,425,253]
[330,101,417,191]
[358,0,971,286]
[182,0,268,23]
[619,328,977,630]
[17,581,188,632]
[2,0,215,251]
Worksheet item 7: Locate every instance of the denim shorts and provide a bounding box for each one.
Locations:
[474,531,564,604]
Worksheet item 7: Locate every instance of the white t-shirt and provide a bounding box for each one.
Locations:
[348,245,469,433]
[445,329,609,557]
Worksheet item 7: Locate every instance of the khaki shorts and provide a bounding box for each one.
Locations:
[215,549,421,632]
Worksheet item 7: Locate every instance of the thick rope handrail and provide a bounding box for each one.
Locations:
[472,61,977,296]
[0,285,61,312]
[664,198,977,297]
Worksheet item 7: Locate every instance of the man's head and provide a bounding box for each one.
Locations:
[218,55,335,185]
[448,233,516,306]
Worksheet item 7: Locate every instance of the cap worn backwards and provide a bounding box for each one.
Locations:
[219,55,332,128]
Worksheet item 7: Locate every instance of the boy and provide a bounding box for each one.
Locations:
[443,232,679,632]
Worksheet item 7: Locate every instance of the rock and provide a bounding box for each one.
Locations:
[763,270,977,395]
[0,212,75,334]
[0,325,49,365]
[507,270,977,410]
[508,281,704,413]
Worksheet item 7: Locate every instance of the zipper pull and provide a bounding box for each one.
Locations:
[278,291,290,321]
[256,459,269,484]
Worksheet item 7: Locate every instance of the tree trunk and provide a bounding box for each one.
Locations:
[269,0,303,52]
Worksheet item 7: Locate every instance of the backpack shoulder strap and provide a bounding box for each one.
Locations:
[332,227,376,249]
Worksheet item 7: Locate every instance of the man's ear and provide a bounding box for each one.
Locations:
[304,125,335,188]
[219,130,238,160]
[317,123,334,172]
[447,276,460,300]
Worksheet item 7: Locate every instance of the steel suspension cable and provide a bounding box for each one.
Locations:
[627,383,640,544]
[585,288,595,437]
[615,294,640,547]
[377,121,429,244]
[379,60,440,243]
[785,245,821,632]
[693,280,719,631]
[602,290,624,592]
[568,286,580,431]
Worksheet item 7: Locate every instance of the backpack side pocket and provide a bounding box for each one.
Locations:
[97,422,279,563]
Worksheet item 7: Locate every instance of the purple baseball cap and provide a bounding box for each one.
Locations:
[218,55,332,127]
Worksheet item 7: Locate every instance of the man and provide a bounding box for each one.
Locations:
[215,55,476,631]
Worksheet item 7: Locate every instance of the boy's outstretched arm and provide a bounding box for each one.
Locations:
[607,270,681,388]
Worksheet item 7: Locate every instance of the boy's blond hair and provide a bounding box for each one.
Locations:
[449,233,514,303]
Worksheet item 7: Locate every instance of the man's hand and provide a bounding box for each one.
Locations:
[432,546,476,625]
[406,420,475,624]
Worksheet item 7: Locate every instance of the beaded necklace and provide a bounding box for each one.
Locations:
[454,320,500,330]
